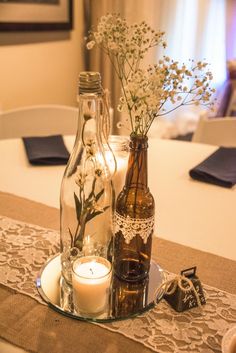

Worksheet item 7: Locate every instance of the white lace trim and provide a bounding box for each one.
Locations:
[114,212,154,244]
[1,215,236,353]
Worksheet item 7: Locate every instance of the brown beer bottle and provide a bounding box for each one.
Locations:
[111,274,149,318]
[113,134,155,282]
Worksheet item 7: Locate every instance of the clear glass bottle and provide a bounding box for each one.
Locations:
[113,134,155,282]
[60,72,114,286]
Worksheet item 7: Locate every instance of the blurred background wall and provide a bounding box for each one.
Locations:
[0,0,84,111]
[0,0,235,138]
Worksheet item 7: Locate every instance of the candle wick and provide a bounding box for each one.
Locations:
[90,268,94,275]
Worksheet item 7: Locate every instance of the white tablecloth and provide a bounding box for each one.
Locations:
[0,136,235,261]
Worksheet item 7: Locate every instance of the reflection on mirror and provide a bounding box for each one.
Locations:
[37,254,165,322]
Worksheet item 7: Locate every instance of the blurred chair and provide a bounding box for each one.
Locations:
[0,104,78,139]
[192,112,236,147]
[215,80,233,117]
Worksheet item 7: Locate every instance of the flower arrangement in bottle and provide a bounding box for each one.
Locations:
[86,15,215,281]
[86,14,215,138]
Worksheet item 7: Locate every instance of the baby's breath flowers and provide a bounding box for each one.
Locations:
[86,14,215,136]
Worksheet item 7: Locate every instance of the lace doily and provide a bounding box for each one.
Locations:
[0,215,236,353]
[114,212,155,244]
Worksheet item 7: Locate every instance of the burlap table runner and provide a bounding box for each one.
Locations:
[0,191,236,353]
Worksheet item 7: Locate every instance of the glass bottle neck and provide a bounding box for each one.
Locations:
[69,92,112,180]
[125,135,148,188]
[76,93,102,145]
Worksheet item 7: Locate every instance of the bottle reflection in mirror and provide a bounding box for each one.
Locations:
[111,274,149,318]
[60,276,74,313]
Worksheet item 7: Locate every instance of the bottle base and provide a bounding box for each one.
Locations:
[114,258,149,282]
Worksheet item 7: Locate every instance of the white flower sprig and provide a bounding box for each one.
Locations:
[87,14,215,136]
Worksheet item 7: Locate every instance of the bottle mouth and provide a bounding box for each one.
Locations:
[129,134,148,149]
[79,71,102,95]
[130,133,148,141]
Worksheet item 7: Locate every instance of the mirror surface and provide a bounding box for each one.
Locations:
[37,254,165,322]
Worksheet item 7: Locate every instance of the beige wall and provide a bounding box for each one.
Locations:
[0,0,84,111]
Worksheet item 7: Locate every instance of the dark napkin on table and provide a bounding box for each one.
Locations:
[189,147,236,188]
[23,135,70,166]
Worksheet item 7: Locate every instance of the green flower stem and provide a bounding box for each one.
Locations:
[74,213,87,249]
[81,119,87,146]
[116,55,134,132]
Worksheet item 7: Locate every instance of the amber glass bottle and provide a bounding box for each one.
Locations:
[111,274,149,318]
[113,134,155,282]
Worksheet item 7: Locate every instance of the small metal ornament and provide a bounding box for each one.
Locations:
[164,266,206,312]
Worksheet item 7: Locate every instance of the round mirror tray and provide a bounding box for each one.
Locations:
[36,254,166,323]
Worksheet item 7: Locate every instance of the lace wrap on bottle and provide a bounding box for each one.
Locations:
[114,212,155,244]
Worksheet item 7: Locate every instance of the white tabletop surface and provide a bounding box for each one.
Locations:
[0,136,235,261]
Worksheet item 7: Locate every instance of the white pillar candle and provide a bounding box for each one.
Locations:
[112,154,128,195]
[72,256,112,315]
[107,135,129,196]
